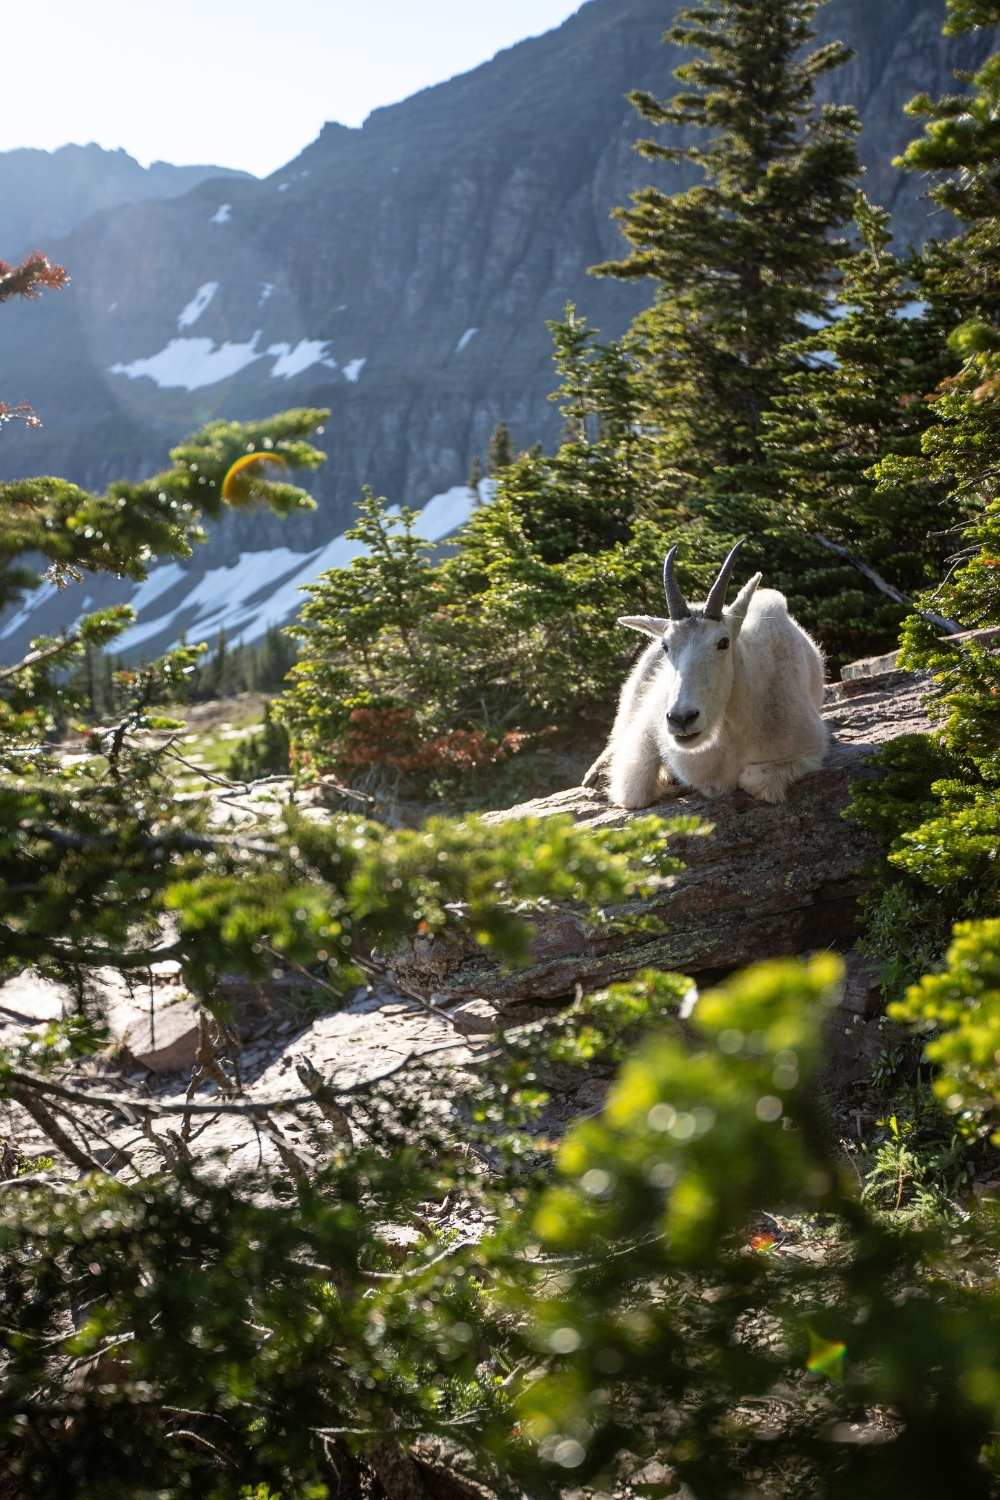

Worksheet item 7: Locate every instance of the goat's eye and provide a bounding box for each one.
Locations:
[717,637,730,651]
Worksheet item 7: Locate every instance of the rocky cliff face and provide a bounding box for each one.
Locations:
[0,0,990,661]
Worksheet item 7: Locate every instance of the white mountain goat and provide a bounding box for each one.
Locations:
[582,540,828,807]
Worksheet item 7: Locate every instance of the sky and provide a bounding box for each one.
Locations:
[3,0,587,178]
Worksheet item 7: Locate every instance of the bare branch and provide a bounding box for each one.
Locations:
[295,1055,353,1144]
[812,532,962,634]
[9,1086,108,1175]
[0,633,82,682]
[29,824,281,860]
[1,1040,480,1122]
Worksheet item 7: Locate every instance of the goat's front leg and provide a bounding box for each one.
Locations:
[608,728,677,810]
[581,744,612,789]
[738,748,826,804]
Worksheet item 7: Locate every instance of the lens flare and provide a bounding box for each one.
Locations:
[221,450,288,504]
[805,1327,846,1384]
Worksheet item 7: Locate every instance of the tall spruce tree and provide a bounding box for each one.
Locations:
[597,0,861,540]
[487,420,515,475]
[763,195,964,661]
[875,0,1000,742]
[877,0,1000,569]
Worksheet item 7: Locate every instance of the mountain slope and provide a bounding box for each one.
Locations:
[0,0,991,661]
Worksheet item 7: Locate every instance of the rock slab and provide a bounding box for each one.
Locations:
[390,674,931,1006]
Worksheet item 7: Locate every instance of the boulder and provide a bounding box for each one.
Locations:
[101,963,203,1074]
[389,673,931,1006]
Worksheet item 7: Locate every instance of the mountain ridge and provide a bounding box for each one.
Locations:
[1,141,253,259]
[0,0,991,662]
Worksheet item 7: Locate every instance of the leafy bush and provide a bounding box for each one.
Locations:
[499,958,1000,1499]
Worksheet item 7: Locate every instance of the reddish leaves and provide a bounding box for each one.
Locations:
[1,252,69,433]
[336,706,525,777]
[0,401,41,430]
[0,252,69,305]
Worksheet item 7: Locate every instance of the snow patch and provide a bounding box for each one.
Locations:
[277,182,290,192]
[258,282,275,306]
[109,332,264,391]
[267,339,334,379]
[177,281,219,331]
[455,327,479,353]
[127,563,187,614]
[210,203,231,224]
[0,581,58,641]
[412,485,478,541]
[343,357,366,383]
[4,480,498,659]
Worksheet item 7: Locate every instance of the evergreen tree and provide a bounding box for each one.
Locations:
[278,313,722,795]
[487,420,515,475]
[461,308,649,566]
[597,0,861,536]
[467,452,483,496]
[764,195,964,660]
[251,624,298,692]
[210,629,229,698]
[847,0,1000,1036]
[877,0,1000,576]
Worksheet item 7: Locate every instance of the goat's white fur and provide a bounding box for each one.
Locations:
[585,571,828,807]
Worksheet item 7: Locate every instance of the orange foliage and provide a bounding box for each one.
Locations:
[0,252,69,305]
[336,706,526,777]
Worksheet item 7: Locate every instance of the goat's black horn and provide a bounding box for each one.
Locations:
[704,538,746,620]
[662,546,691,621]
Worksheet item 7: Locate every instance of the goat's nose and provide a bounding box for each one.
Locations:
[667,707,700,733]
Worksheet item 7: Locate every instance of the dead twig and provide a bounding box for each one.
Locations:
[9,1086,108,1175]
[295,1056,353,1145]
[1,1040,483,1122]
[360,1237,479,1282]
[812,532,961,634]
[353,954,468,1036]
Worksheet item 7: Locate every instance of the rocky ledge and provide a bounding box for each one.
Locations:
[389,670,932,1007]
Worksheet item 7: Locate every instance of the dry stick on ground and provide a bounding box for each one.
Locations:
[262,943,470,1040]
[9,1086,108,1175]
[1,1040,485,1121]
[254,1112,311,1181]
[812,532,962,634]
[295,1056,354,1145]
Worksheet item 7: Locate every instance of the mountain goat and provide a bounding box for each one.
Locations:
[583,540,828,807]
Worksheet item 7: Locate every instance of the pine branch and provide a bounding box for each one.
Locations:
[0,632,82,682]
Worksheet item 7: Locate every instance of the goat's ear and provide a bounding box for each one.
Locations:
[725,573,762,627]
[618,615,668,638]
